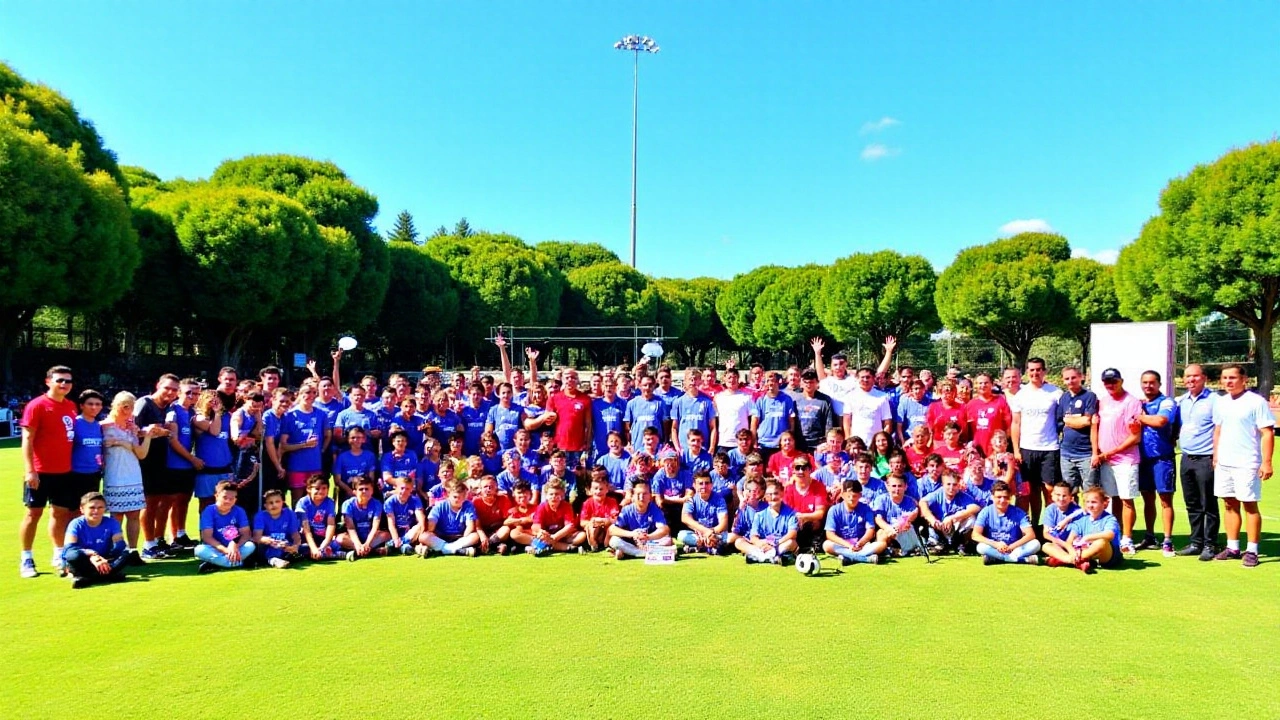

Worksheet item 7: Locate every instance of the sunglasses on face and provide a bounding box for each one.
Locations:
[52,378,73,385]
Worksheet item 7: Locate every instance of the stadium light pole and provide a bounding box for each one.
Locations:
[614,34,659,268]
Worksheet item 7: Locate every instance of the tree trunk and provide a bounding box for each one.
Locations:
[0,308,35,390]
[1254,323,1275,398]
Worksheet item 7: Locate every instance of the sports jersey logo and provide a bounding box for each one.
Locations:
[63,415,75,441]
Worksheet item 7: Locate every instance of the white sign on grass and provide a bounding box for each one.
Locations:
[1089,322,1175,397]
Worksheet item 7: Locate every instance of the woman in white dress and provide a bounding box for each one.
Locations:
[102,392,165,556]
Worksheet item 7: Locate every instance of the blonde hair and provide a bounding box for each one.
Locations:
[108,391,137,422]
[194,389,221,417]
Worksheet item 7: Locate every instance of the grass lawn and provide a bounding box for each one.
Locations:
[2,438,1279,719]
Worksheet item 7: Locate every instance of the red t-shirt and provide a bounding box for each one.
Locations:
[767,450,813,484]
[21,394,77,474]
[580,496,620,524]
[506,503,536,530]
[904,444,934,476]
[532,501,577,533]
[965,395,1011,453]
[783,480,827,514]
[935,444,964,473]
[472,494,512,531]
[926,402,968,441]
[547,391,591,452]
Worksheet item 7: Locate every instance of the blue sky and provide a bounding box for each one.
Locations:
[3,2,1278,278]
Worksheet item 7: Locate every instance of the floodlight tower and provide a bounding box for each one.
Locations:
[613,34,660,268]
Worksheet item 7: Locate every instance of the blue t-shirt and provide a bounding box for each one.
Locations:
[332,450,377,489]
[1056,389,1099,460]
[71,417,104,473]
[253,508,300,541]
[726,448,752,480]
[975,504,1031,544]
[193,413,232,469]
[282,407,329,473]
[381,450,419,480]
[685,494,727,529]
[316,396,349,426]
[859,476,889,505]
[416,457,441,487]
[1141,394,1177,460]
[681,449,713,476]
[913,475,941,502]
[824,501,877,541]
[424,409,462,445]
[623,395,667,449]
[384,494,425,530]
[479,451,504,476]
[872,494,918,527]
[335,407,381,450]
[709,470,735,504]
[732,500,767,536]
[459,404,489,456]
[1042,502,1084,541]
[262,410,283,443]
[652,468,693,500]
[165,405,195,470]
[813,465,854,491]
[341,497,384,535]
[486,403,525,450]
[924,489,979,520]
[428,500,477,537]
[752,393,797,448]
[896,396,932,437]
[615,502,667,533]
[597,452,631,491]
[295,496,336,536]
[750,505,799,541]
[671,393,716,447]
[1069,511,1122,556]
[497,468,541,495]
[200,504,250,545]
[657,386,684,411]
[385,412,427,453]
[590,396,628,457]
[66,515,122,555]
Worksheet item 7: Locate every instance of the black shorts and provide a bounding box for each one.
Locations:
[1021,449,1061,489]
[165,468,197,496]
[23,472,93,510]
[141,464,168,496]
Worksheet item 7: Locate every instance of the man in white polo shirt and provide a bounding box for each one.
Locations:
[1211,364,1274,568]
[713,368,754,453]
[1010,357,1062,526]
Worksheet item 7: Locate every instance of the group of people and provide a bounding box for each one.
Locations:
[17,334,1275,586]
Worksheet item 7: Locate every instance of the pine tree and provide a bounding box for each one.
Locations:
[387,210,419,244]
[454,217,473,238]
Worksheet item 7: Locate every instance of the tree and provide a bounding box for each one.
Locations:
[454,217,474,237]
[431,225,449,239]
[563,262,658,326]
[0,106,138,385]
[935,233,1072,368]
[1114,141,1280,395]
[672,277,730,366]
[817,250,939,356]
[753,266,828,360]
[370,242,459,364]
[1054,257,1121,368]
[651,279,692,343]
[536,241,622,273]
[716,266,784,351]
[387,210,419,244]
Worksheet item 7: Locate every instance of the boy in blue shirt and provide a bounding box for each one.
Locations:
[422,480,481,557]
[1041,481,1084,555]
[379,430,419,495]
[1043,487,1123,573]
[384,476,427,555]
[63,492,128,588]
[608,479,672,560]
[338,477,389,561]
[296,475,341,560]
[823,480,886,565]
[195,481,256,573]
[681,429,714,476]
[652,449,693,531]
[728,477,767,554]
[972,481,1041,564]
[873,476,922,557]
[331,426,377,500]
[678,471,729,554]
[496,449,542,502]
[252,489,301,568]
[919,471,981,555]
[745,479,799,564]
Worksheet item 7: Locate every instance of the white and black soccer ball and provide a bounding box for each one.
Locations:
[795,553,820,576]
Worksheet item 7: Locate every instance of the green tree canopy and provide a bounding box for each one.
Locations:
[1054,256,1121,368]
[370,242,459,364]
[387,210,419,244]
[716,266,783,349]
[817,250,939,355]
[753,266,828,357]
[563,262,658,327]
[650,279,692,343]
[1114,140,1280,394]
[536,241,622,273]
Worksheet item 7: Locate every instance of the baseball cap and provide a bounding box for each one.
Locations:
[1101,368,1122,382]
[800,368,819,381]
[658,448,679,461]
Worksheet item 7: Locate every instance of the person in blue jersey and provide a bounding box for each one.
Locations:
[476,433,504,477]
[251,489,301,569]
[814,450,855,503]
[379,430,419,495]
[485,382,525,451]
[540,450,579,506]
[1041,481,1084,558]
[315,377,349,425]
[296,475,341,560]
[894,379,932,445]
[670,368,718,451]
[873,475,922,557]
[383,476,427,555]
[423,390,464,449]
[69,389,104,506]
[750,373,798,464]
[709,452,737,509]
[590,376,628,462]
[677,471,729,554]
[823,480,887,565]
[511,428,544,477]
[373,387,399,453]
[744,479,799,564]
[728,477,767,554]
[681,429,714,476]
[63,492,128,588]
[652,448,693,532]
[333,386,382,460]
[972,481,1040,564]
[912,454,946,504]
[331,426,378,500]
[338,477,389,560]
[261,388,291,509]
[496,449,542,502]
[919,471,982,555]
[421,480,481,558]
[607,479,672,560]
[382,395,424,455]
[624,375,669,452]
[596,432,632,497]
[192,390,234,511]
[1135,370,1179,556]
[734,454,767,508]
[850,453,888,507]
[726,429,758,481]
[459,381,493,456]
[654,366,684,411]
[195,481,256,573]
[1042,487,1122,573]
[280,381,331,507]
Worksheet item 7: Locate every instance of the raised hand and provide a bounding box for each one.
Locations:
[494,333,506,348]
[809,337,825,355]
[331,348,343,361]
[526,348,540,361]
[883,335,898,354]
[306,359,318,374]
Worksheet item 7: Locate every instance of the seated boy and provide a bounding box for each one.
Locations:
[782,457,828,553]
[651,448,693,531]
[472,475,514,555]
[496,450,541,503]
[851,453,888,506]
[822,480,886,565]
[252,488,302,568]
[421,480,481,557]
[919,471,981,555]
[744,479,799,564]
[331,426,377,501]
[540,450,578,506]
[814,451,855,502]
[580,469,621,552]
[195,481,257,573]
[337,477,389,561]
[729,477,767,554]
[383,476,427,555]
[681,429,714,475]
[1042,487,1123,573]
[972,480,1041,565]
[1041,481,1084,553]
[678,471,729,554]
[607,479,672,560]
[873,476,922,557]
[296,474,341,560]
[63,492,128,588]
[380,430,419,495]
[515,478,585,555]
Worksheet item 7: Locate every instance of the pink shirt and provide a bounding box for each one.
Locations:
[1097,391,1142,466]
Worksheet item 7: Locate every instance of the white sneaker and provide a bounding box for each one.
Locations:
[268,557,290,569]
[20,558,37,578]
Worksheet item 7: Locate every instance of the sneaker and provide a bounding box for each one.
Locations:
[982,555,998,566]
[576,546,587,555]
[267,557,290,569]
[955,545,968,557]
[840,555,855,567]
[1213,548,1242,561]
[497,543,509,556]
[155,539,174,555]
[400,544,415,556]
[1077,559,1096,574]
[344,551,358,562]
[1134,536,1158,551]
[71,575,89,589]
[706,546,719,556]
[19,558,37,578]
[1161,541,1176,558]
[1176,544,1203,557]
[614,548,626,560]
[769,555,782,565]
[1243,551,1260,568]
[1022,555,1039,566]
[865,553,879,565]
[1046,556,1065,568]
[126,550,145,567]
[524,546,538,556]
[197,561,219,574]
[744,554,760,564]
[459,547,477,558]
[1120,541,1137,556]
[1199,546,1218,562]
[173,534,199,550]
[140,546,167,561]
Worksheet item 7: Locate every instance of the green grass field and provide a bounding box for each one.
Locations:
[2,439,1278,719]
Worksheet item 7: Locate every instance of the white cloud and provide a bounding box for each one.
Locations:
[860,143,900,161]
[860,116,901,134]
[998,218,1055,235]
[1071,248,1120,265]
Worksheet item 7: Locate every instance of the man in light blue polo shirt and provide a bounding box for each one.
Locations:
[1173,364,1218,560]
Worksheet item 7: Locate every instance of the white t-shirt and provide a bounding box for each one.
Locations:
[1014,382,1062,451]
[843,388,892,445]
[714,389,754,447]
[1212,390,1274,468]
[819,374,859,417]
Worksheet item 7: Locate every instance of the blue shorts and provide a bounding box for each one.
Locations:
[195,472,235,499]
[1138,458,1176,494]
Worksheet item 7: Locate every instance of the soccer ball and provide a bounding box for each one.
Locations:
[795,553,820,576]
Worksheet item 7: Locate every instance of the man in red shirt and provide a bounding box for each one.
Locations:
[782,457,828,554]
[546,368,592,475]
[965,372,1011,454]
[926,379,968,442]
[19,365,81,578]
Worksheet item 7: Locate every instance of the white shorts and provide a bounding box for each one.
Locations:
[1214,465,1262,502]
[1099,462,1139,500]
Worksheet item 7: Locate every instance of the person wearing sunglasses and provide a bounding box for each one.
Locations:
[19,366,79,578]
